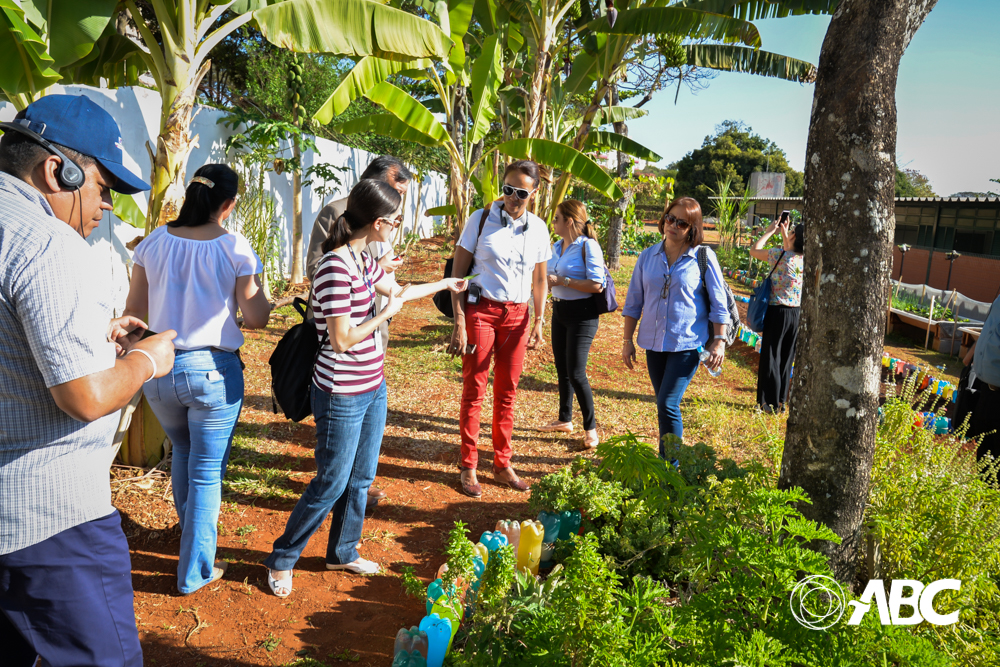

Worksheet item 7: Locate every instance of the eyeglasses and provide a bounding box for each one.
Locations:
[662,213,690,230]
[502,184,534,200]
[379,215,403,228]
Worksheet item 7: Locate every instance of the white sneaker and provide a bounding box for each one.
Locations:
[326,557,381,575]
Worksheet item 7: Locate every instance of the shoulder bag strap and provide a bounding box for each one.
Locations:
[764,250,786,282]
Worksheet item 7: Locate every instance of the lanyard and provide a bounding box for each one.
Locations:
[347,244,375,303]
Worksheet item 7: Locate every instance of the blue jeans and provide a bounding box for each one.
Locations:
[265,380,387,571]
[646,349,700,458]
[145,348,244,594]
[0,511,142,667]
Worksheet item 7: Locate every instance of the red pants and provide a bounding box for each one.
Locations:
[460,298,530,469]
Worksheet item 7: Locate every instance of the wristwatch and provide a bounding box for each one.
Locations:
[562,276,570,287]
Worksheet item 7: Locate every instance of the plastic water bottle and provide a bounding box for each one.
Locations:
[697,346,721,378]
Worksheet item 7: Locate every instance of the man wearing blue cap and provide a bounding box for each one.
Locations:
[0,95,177,666]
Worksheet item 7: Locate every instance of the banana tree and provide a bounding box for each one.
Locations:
[331,71,623,237]
[119,0,452,233]
[549,0,821,206]
[0,0,143,109]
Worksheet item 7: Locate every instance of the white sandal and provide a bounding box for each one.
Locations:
[326,558,381,575]
[267,569,293,598]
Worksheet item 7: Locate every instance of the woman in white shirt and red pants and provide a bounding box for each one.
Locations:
[448,161,553,497]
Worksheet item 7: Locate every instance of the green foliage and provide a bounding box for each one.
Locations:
[442,521,477,593]
[890,292,968,322]
[671,120,804,208]
[527,456,629,519]
[867,392,1000,664]
[399,564,426,601]
[895,166,936,198]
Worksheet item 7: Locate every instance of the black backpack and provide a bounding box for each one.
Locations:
[269,297,328,422]
[697,246,742,347]
[433,211,489,318]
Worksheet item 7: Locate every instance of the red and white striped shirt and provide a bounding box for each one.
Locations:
[312,250,386,395]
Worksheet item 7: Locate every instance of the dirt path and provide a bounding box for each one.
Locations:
[117,238,959,666]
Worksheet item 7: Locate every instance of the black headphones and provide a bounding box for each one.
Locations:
[498,202,529,231]
[0,119,85,190]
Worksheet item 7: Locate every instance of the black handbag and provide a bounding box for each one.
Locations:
[269,297,327,422]
[433,210,488,318]
[580,239,618,315]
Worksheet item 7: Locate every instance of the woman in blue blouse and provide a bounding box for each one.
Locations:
[621,197,730,458]
[537,200,605,449]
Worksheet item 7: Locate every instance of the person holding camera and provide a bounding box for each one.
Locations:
[265,180,465,596]
[448,161,552,497]
[748,213,804,413]
[537,199,605,450]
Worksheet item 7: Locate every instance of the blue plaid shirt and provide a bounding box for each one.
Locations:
[0,172,119,554]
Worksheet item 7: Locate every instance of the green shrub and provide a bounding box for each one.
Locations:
[527,456,628,520]
[867,388,1000,665]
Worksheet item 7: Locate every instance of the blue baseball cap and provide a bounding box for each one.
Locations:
[20,94,150,195]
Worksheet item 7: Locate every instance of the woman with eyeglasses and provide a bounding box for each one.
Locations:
[448,160,553,498]
[265,180,466,597]
[537,200,605,449]
[621,196,730,459]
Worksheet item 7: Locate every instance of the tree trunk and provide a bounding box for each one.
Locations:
[779,0,939,582]
[145,58,211,233]
[605,84,630,271]
[290,137,303,284]
[549,78,613,208]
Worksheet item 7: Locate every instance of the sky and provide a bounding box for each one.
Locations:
[628,1,1000,197]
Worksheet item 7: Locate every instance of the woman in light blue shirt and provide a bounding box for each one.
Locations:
[537,200,605,449]
[621,197,730,458]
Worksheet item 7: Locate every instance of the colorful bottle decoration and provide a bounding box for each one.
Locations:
[557,510,582,540]
[473,541,489,566]
[429,594,463,650]
[537,511,562,543]
[426,579,445,615]
[419,614,452,667]
[392,651,427,667]
[538,511,561,566]
[394,626,429,660]
[517,520,544,575]
[470,555,486,591]
[479,530,508,553]
[496,520,521,552]
[934,416,950,435]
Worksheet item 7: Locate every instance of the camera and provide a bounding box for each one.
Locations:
[467,283,482,305]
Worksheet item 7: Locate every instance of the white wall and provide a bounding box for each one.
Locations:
[0,85,449,313]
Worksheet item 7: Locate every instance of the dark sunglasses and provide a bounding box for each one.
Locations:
[662,213,690,230]
[502,184,534,200]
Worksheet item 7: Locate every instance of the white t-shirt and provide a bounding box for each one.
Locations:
[133,226,263,351]
[457,202,552,304]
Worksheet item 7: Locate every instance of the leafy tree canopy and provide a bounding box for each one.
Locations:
[894,166,936,197]
[669,120,804,208]
[198,21,446,175]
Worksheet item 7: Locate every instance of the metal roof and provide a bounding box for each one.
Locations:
[707,196,1000,203]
